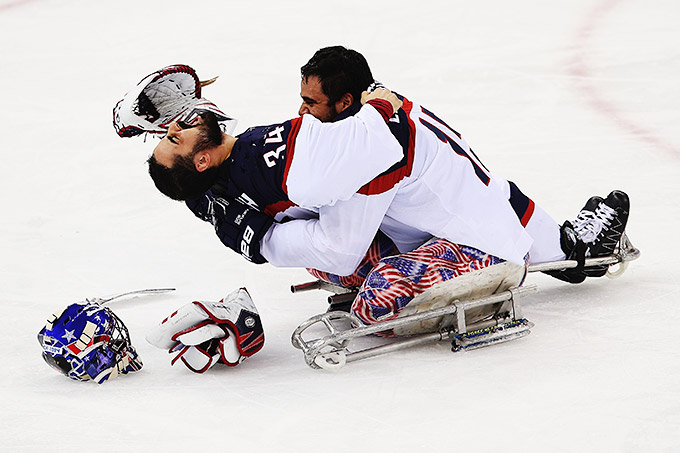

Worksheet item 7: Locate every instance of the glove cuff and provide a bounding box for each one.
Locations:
[240,210,274,264]
[366,98,396,122]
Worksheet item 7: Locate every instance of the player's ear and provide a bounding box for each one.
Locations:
[336,93,354,113]
[194,151,211,172]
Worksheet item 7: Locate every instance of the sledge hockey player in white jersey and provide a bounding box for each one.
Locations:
[285,46,630,325]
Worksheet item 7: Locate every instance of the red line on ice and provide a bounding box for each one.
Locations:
[0,0,42,12]
[568,0,678,158]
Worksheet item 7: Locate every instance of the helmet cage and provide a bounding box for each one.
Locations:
[37,302,142,383]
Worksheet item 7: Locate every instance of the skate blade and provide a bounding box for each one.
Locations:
[452,318,534,352]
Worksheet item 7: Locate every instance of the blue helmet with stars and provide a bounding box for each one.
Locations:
[37,301,142,383]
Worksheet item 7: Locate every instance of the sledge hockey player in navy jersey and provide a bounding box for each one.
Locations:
[115,66,405,371]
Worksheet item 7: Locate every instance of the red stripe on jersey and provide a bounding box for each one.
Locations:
[264,200,295,217]
[357,97,416,196]
[282,117,303,195]
[366,98,394,122]
[520,199,535,227]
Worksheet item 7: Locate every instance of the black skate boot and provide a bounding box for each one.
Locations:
[544,191,630,283]
[579,190,630,262]
[543,196,601,283]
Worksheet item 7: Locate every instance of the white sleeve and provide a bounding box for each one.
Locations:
[260,188,397,275]
[286,104,403,208]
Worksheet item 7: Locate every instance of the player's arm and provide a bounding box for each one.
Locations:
[285,89,403,208]
[184,90,402,268]
[257,90,402,273]
[260,187,397,275]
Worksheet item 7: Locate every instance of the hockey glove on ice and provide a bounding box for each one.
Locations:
[186,190,273,264]
[146,288,264,373]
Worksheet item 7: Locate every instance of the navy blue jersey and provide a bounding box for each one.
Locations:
[208,100,414,218]
[210,117,303,217]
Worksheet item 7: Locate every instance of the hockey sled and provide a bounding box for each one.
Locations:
[292,285,536,370]
[291,233,640,370]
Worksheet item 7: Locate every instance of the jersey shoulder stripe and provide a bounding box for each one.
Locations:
[358,96,416,196]
[225,118,301,214]
[282,116,303,195]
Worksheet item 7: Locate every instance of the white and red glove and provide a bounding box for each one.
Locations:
[113,64,237,138]
[146,288,264,373]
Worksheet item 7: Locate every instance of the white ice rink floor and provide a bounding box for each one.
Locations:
[1,0,679,451]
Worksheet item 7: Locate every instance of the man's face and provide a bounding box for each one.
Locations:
[153,114,222,168]
[153,121,202,168]
[298,75,337,122]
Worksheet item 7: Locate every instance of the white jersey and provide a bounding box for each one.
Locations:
[259,96,558,275]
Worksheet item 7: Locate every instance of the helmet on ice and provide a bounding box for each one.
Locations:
[37,301,142,383]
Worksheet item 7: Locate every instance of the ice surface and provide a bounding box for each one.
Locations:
[1,0,678,451]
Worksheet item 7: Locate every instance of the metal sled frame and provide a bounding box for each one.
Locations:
[292,285,536,370]
[291,233,640,370]
[527,232,640,277]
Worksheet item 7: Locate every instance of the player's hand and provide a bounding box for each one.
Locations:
[361,88,402,114]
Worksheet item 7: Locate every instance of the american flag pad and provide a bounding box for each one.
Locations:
[290,233,639,370]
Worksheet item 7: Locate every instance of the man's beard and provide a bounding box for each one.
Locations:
[325,103,339,122]
[190,111,224,156]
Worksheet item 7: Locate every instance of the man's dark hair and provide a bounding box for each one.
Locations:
[300,46,374,104]
[147,112,223,201]
[147,154,219,201]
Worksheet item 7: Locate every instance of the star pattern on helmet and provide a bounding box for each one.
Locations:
[62,329,76,342]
